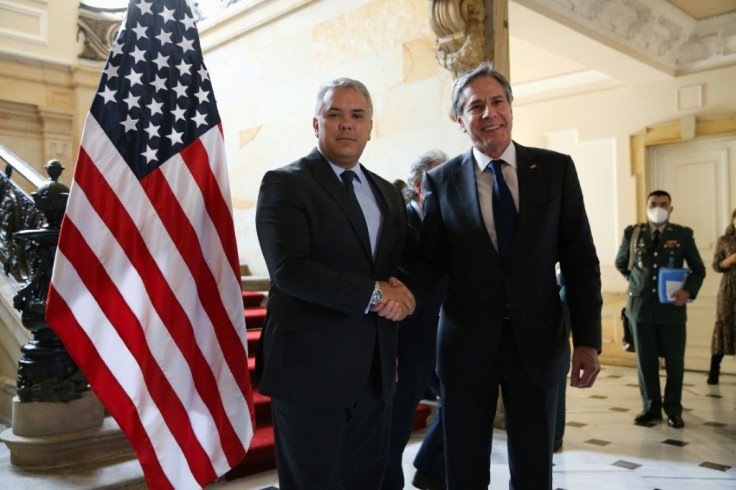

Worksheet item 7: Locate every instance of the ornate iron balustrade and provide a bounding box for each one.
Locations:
[0,143,45,289]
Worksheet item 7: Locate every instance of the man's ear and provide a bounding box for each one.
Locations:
[456,115,467,133]
[312,117,319,137]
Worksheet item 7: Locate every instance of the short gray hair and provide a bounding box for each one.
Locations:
[451,61,513,117]
[314,78,373,117]
[404,150,448,201]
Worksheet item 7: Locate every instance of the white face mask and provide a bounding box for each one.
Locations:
[647,207,669,224]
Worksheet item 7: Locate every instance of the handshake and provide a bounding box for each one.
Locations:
[370,277,415,321]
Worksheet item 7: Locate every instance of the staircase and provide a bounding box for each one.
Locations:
[224,286,432,480]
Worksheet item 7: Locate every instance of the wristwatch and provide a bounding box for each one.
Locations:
[369,281,383,306]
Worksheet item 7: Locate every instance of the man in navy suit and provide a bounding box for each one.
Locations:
[399,62,602,489]
[383,150,448,490]
[255,78,416,490]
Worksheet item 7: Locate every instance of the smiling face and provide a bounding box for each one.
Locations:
[456,76,513,159]
[312,87,373,169]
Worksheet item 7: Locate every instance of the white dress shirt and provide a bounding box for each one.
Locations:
[473,142,519,252]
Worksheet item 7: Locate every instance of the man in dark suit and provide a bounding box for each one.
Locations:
[255,78,415,490]
[398,62,602,489]
[614,190,705,429]
[383,150,448,490]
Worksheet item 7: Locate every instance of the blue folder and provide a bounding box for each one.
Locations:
[658,267,692,303]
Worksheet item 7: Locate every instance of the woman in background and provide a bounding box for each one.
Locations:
[708,208,736,384]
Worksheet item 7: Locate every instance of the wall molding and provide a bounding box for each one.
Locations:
[0,1,48,46]
[630,113,736,221]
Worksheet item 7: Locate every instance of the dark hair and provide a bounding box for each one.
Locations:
[404,150,448,201]
[647,189,671,202]
[451,61,513,117]
[314,78,373,117]
[727,208,736,236]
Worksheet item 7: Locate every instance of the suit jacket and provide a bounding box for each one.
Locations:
[614,222,705,325]
[255,148,412,408]
[408,143,602,388]
[396,203,447,363]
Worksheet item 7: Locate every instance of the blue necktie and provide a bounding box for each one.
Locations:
[340,170,370,242]
[488,160,517,263]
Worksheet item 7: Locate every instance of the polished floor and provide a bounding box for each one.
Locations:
[212,365,735,490]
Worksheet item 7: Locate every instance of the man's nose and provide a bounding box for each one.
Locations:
[339,118,352,130]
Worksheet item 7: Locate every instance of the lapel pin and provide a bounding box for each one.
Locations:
[530,164,537,169]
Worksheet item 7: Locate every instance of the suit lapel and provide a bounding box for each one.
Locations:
[307,149,374,261]
[363,166,391,265]
[450,150,496,257]
[513,142,541,264]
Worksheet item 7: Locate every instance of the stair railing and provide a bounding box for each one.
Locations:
[0,143,87,402]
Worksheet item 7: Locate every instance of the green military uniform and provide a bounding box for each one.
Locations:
[615,222,705,417]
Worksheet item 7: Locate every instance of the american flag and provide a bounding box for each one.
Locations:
[46,0,253,488]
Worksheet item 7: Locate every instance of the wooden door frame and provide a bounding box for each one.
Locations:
[630,113,736,221]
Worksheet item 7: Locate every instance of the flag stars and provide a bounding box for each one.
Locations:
[171,104,186,122]
[179,36,195,53]
[141,145,158,164]
[160,6,176,23]
[144,122,160,139]
[97,85,117,104]
[194,87,210,104]
[131,22,148,39]
[152,52,169,71]
[181,14,196,30]
[103,63,119,80]
[148,99,164,117]
[136,0,153,16]
[172,82,188,98]
[151,74,167,92]
[120,114,138,132]
[166,128,184,146]
[129,46,147,64]
[125,69,144,87]
[176,59,192,75]
[192,110,208,127]
[110,42,124,58]
[156,30,173,46]
[198,66,209,81]
[122,92,140,109]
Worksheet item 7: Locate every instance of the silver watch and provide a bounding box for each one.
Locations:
[369,281,383,306]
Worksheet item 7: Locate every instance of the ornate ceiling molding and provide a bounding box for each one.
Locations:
[521,0,736,74]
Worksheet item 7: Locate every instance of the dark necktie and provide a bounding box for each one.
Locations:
[488,159,517,263]
[652,229,660,248]
[340,170,370,241]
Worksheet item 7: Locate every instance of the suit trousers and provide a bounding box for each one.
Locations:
[270,382,391,490]
[382,356,437,490]
[413,372,445,482]
[630,318,686,416]
[441,321,557,490]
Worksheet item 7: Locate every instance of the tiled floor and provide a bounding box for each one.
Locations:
[211,365,736,489]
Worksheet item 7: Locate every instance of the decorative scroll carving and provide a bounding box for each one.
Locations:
[77,3,125,62]
[430,0,488,76]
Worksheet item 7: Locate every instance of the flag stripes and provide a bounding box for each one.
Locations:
[47,112,252,487]
[45,288,174,489]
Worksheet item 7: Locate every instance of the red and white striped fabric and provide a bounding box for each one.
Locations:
[46,1,253,488]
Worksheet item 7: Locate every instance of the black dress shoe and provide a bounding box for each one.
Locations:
[634,411,662,425]
[412,470,445,490]
[553,438,563,452]
[667,414,685,428]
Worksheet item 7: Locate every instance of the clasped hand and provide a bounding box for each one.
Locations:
[370,277,415,321]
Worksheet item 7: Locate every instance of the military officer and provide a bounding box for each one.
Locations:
[615,190,705,428]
